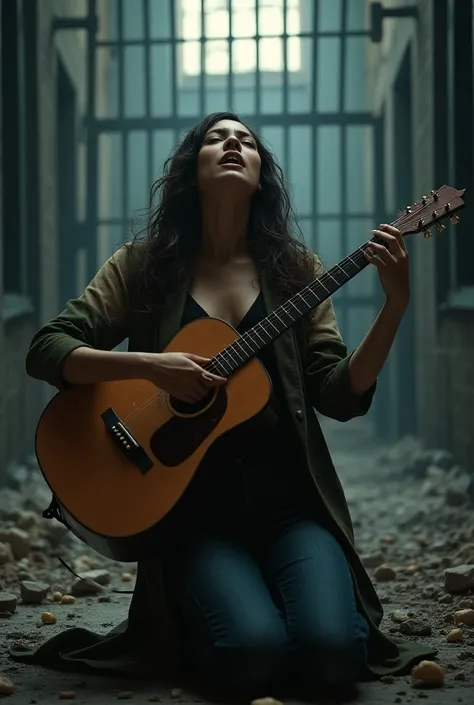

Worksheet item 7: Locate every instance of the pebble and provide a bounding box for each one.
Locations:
[0,592,17,614]
[61,594,76,605]
[398,618,432,636]
[0,675,14,695]
[171,688,183,699]
[373,565,397,582]
[0,528,30,559]
[251,699,284,705]
[447,628,464,642]
[41,611,57,625]
[411,660,445,687]
[454,609,474,626]
[122,573,133,582]
[117,693,133,700]
[71,578,104,597]
[59,692,76,700]
[444,564,474,593]
[20,580,49,604]
[0,542,13,565]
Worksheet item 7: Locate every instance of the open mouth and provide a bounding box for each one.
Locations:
[219,152,245,167]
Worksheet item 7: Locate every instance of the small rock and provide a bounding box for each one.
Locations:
[148,697,161,703]
[16,510,39,531]
[447,628,464,642]
[251,699,284,705]
[52,592,63,602]
[171,689,183,699]
[405,563,421,575]
[117,692,133,700]
[374,565,397,582]
[0,528,30,559]
[360,551,385,568]
[20,581,49,605]
[399,618,432,636]
[380,535,396,544]
[422,585,439,599]
[380,674,395,683]
[121,573,133,582]
[444,564,474,593]
[454,609,474,626]
[61,595,76,605]
[41,611,57,625]
[0,592,17,614]
[411,660,444,687]
[71,578,104,597]
[438,593,454,604]
[0,675,14,695]
[59,692,76,700]
[98,595,111,603]
[80,569,110,586]
[0,542,13,565]
[390,610,410,624]
[445,486,468,506]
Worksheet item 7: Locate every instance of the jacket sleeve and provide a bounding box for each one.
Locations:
[26,245,134,390]
[302,256,377,422]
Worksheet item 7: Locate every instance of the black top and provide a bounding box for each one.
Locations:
[180,293,314,536]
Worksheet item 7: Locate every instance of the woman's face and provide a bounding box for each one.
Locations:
[196,119,262,198]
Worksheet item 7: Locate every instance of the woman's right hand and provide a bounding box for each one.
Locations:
[141,352,227,403]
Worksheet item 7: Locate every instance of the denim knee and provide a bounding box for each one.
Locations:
[293,619,369,692]
[208,619,289,693]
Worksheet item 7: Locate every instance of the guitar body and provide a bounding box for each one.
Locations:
[36,317,271,561]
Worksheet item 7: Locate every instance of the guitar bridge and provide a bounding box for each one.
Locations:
[101,408,153,475]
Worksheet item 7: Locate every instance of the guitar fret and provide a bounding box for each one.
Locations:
[208,243,372,377]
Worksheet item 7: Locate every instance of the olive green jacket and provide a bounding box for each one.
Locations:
[16,244,436,679]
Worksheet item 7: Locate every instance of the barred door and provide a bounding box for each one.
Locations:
[84,0,390,431]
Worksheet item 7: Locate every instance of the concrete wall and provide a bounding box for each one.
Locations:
[0,0,109,480]
[366,0,474,468]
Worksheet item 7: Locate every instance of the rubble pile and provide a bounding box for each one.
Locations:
[0,437,473,698]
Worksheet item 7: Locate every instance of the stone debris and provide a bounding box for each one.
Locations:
[444,564,474,593]
[0,592,17,614]
[40,611,57,624]
[251,699,284,705]
[1,433,474,695]
[446,628,464,642]
[411,660,445,687]
[20,580,49,604]
[0,675,14,696]
[454,608,474,626]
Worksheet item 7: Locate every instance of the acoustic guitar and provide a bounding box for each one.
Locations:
[36,185,465,562]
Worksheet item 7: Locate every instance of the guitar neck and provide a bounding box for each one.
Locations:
[210,238,376,378]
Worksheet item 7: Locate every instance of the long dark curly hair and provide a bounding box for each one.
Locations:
[131,111,316,310]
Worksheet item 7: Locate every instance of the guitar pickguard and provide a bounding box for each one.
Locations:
[149,387,228,466]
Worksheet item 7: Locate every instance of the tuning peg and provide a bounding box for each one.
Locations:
[436,222,446,233]
[423,229,433,239]
[451,215,460,224]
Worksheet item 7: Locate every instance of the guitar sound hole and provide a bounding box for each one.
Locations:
[168,391,215,416]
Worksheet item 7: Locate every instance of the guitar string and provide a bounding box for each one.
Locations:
[118,204,444,424]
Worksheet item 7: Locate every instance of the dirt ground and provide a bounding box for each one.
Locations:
[1,417,474,704]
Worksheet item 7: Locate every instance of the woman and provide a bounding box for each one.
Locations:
[12,112,436,698]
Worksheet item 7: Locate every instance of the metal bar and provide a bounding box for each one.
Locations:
[255,0,261,115]
[228,0,233,111]
[339,0,348,338]
[311,0,319,252]
[89,113,376,131]
[86,0,99,278]
[117,0,129,242]
[200,0,205,115]
[170,0,178,119]
[283,0,289,173]
[95,29,369,46]
[143,0,153,189]
[96,212,375,227]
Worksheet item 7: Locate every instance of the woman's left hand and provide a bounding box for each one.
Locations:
[364,224,410,311]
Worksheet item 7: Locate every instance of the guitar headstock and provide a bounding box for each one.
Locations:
[395,185,466,238]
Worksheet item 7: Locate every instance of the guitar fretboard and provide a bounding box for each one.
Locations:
[207,239,376,378]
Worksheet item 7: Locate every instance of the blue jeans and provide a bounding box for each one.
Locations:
[163,516,370,696]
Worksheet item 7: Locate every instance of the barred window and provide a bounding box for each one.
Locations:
[181,0,301,75]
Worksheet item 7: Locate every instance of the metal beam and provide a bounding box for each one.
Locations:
[87,113,376,133]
